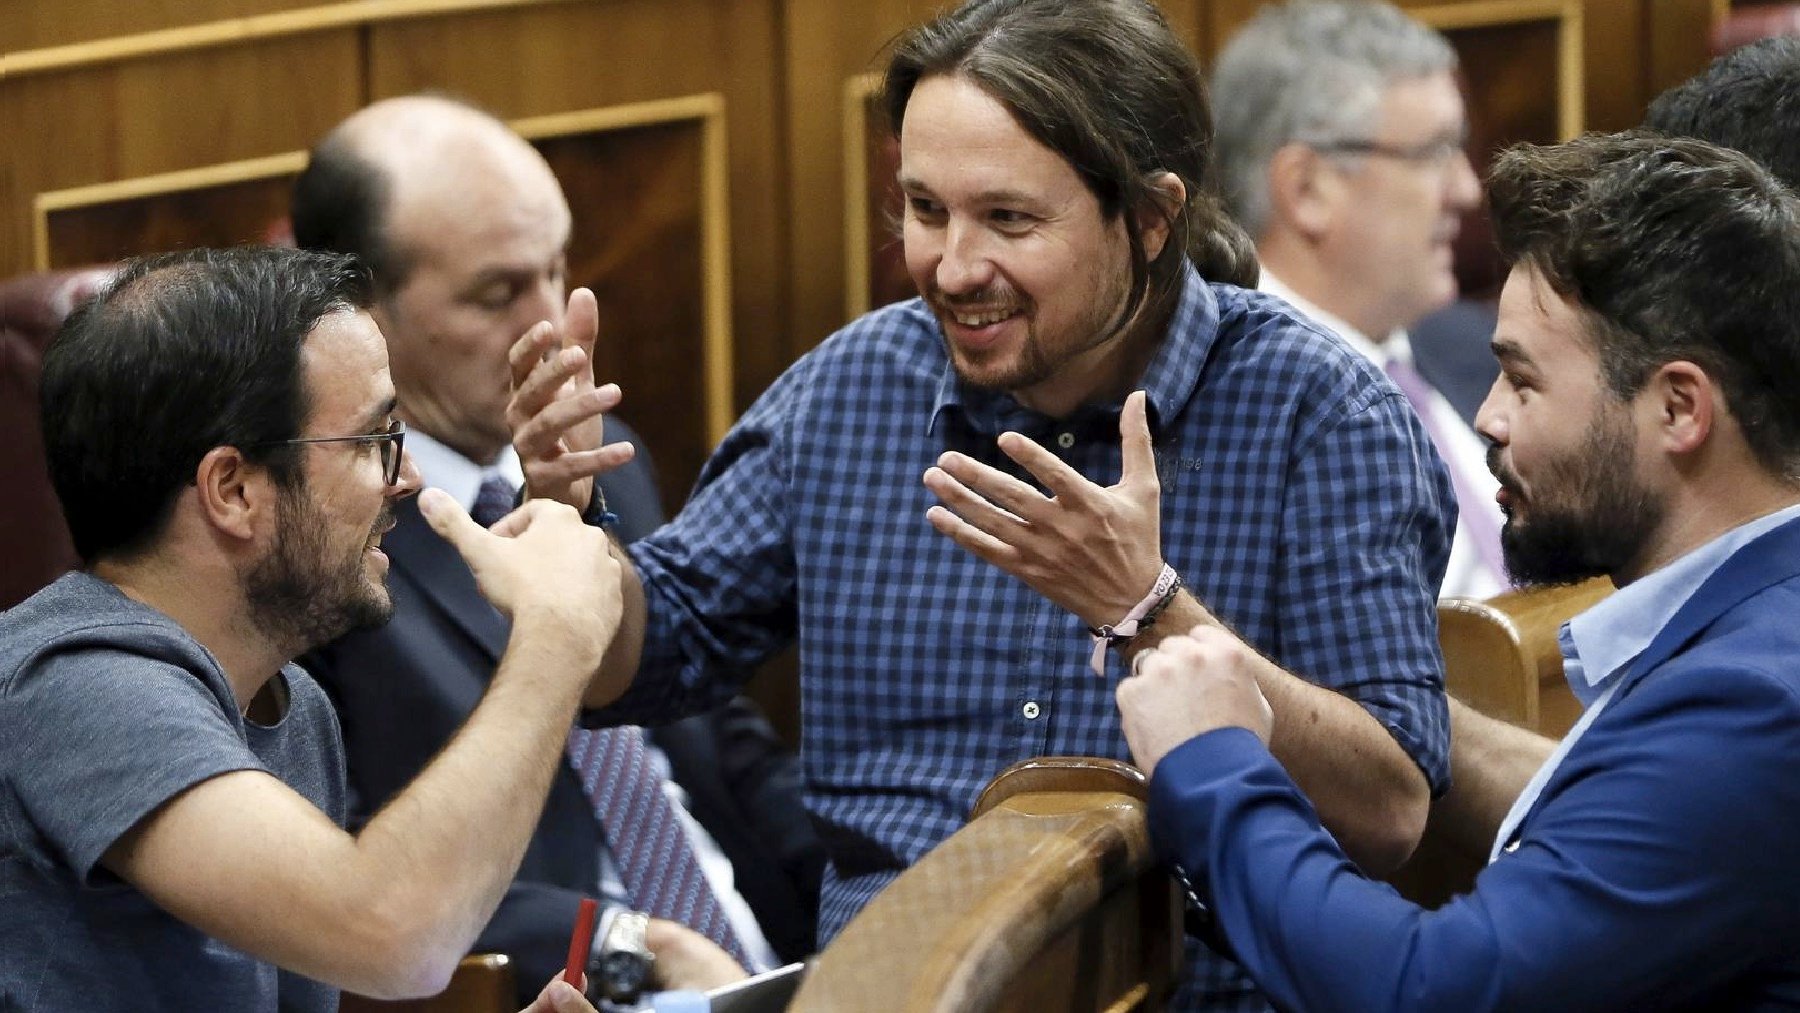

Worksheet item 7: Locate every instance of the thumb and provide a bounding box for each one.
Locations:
[546,978,592,1012]
[418,488,490,555]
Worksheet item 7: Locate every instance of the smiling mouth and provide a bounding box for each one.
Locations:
[947,307,1019,328]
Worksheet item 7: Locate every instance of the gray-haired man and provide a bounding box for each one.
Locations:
[1213,0,1504,598]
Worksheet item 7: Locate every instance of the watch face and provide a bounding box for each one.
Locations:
[598,950,652,1002]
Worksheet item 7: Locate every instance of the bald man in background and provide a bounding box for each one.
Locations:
[293,95,821,1005]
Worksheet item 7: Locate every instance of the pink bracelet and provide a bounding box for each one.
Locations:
[1088,563,1181,676]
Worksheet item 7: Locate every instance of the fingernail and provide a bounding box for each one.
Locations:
[417,488,446,517]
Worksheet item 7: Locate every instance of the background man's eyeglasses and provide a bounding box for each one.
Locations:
[1307,136,1467,169]
[253,419,407,485]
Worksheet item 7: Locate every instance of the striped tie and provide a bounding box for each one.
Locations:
[567,726,754,969]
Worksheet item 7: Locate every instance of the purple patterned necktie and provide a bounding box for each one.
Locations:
[1384,355,1508,582]
[567,727,754,968]
[471,473,516,529]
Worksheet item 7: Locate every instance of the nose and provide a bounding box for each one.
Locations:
[935,219,997,295]
[1445,148,1482,211]
[389,449,424,499]
[1473,373,1508,447]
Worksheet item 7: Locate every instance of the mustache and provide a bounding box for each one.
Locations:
[1486,444,1515,489]
[926,281,1030,314]
[371,506,397,539]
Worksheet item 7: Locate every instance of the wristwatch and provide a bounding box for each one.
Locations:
[590,909,654,1005]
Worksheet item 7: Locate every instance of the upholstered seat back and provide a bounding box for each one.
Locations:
[0,267,113,610]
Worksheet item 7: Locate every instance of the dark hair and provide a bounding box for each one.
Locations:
[291,132,411,291]
[1488,131,1800,476]
[40,246,372,563]
[883,0,1259,329]
[1644,36,1800,190]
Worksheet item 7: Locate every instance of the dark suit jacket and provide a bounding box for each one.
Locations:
[302,423,821,1003]
[1411,298,1501,428]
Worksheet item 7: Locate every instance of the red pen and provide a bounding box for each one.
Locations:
[563,897,598,987]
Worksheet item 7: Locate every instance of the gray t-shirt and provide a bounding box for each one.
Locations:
[0,572,346,1012]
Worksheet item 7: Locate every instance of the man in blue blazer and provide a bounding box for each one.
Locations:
[291,96,821,1004]
[1114,132,1800,1010]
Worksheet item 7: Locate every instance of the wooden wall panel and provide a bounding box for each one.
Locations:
[533,117,713,513]
[0,0,322,51]
[781,0,943,355]
[41,173,300,270]
[1446,17,1563,295]
[1646,0,1726,102]
[1577,0,1649,130]
[0,32,361,278]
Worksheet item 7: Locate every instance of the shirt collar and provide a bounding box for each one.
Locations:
[1259,270,1412,368]
[404,429,525,511]
[927,260,1221,436]
[1559,501,1800,705]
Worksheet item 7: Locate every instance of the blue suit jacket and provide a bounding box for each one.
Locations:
[302,423,822,1004]
[1150,516,1800,1011]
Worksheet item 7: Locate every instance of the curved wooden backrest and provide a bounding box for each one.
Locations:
[791,757,1180,1013]
[1440,577,1613,737]
[1389,576,1615,907]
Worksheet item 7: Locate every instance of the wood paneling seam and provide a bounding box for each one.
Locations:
[0,0,590,80]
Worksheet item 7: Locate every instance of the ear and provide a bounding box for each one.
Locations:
[1267,143,1337,241]
[1645,360,1715,457]
[193,446,277,544]
[1134,171,1188,262]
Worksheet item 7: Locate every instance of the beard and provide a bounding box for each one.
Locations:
[928,260,1135,395]
[244,480,395,652]
[1492,405,1663,587]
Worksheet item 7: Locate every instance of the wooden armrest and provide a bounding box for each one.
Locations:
[337,954,515,1013]
[792,757,1180,1012]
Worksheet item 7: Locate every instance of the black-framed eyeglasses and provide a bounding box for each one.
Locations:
[1308,135,1467,169]
[253,419,407,485]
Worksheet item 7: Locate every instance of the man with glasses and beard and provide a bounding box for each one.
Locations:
[1116,131,1800,1009]
[0,246,627,1012]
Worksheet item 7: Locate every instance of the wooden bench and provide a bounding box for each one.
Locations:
[790,757,1180,1012]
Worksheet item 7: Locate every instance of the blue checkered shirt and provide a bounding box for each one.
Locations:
[604,263,1453,1009]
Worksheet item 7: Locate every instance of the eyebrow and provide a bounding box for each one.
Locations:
[464,249,569,291]
[355,396,399,433]
[465,264,538,289]
[1489,338,1537,370]
[895,176,1043,208]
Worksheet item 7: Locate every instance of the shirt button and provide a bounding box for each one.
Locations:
[1055,432,1075,449]
[1022,701,1042,720]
